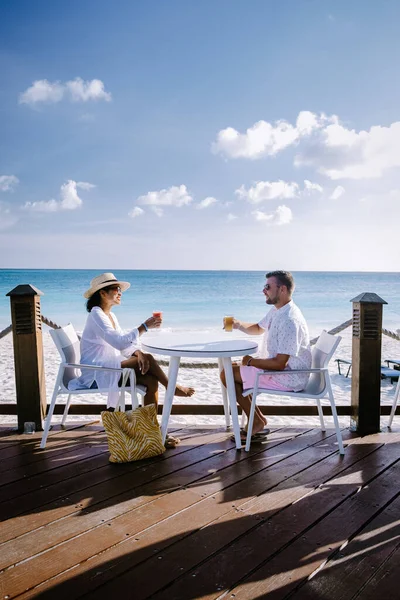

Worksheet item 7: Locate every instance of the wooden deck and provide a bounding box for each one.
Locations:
[1,421,400,599]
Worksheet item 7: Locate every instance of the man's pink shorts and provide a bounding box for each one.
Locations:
[240,365,294,393]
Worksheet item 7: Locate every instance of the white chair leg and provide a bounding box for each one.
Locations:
[116,392,123,411]
[327,381,345,455]
[61,395,72,427]
[218,358,231,428]
[316,399,326,431]
[40,369,64,449]
[245,387,258,452]
[129,368,139,410]
[388,378,400,428]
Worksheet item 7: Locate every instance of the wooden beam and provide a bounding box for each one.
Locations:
[0,403,398,416]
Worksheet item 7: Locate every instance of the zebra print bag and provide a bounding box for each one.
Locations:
[102,404,165,463]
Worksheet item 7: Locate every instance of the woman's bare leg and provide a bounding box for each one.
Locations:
[220,366,267,435]
[121,353,195,399]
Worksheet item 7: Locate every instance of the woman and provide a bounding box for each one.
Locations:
[71,272,195,447]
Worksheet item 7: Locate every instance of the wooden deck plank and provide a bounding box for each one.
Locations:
[288,492,400,599]
[0,426,226,510]
[0,423,104,463]
[351,543,400,600]
[0,428,305,572]
[0,428,317,597]
[0,439,110,491]
[0,422,184,480]
[0,428,230,542]
[8,430,355,599]
[224,438,400,599]
[0,426,399,600]
[75,433,368,600]
[0,428,299,597]
[142,435,400,600]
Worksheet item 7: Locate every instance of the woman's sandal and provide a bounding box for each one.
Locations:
[164,435,181,449]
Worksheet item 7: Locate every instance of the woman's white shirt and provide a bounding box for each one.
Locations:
[68,306,140,395]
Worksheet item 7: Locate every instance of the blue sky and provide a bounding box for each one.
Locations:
[1,0,400,270]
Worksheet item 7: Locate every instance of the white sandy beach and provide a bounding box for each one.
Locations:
[1,327,399,431]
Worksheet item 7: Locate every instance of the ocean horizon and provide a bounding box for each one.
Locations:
[1,269,399,337]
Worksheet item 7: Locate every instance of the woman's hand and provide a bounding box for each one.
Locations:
[136,350,150,374]
[144,315,162,330]
[232,318,241,330]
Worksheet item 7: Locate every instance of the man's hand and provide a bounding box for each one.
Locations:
[136,350,150,374]
[232,318,241,330]
[241,355,254,367]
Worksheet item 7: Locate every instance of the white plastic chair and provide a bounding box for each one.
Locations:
[388,376,400,428]
[40,324,146,449]
[244,330,345,454]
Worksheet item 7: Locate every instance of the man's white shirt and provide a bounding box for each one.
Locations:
[258,300,312,391]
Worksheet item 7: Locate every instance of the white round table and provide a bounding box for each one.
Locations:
[141,332,259,449]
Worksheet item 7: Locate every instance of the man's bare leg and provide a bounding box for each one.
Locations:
[220,366,267,436]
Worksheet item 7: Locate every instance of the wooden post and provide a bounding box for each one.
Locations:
[350,292,387,435]
[6,285,46,432]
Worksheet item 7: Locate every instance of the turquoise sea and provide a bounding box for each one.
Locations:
[1,270,399,338]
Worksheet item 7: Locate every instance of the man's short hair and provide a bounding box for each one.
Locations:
[266,270,295,294]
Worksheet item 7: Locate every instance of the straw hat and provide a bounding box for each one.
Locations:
[84,272,131,299]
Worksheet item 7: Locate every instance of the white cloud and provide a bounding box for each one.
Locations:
[129,206,144,218]
[59,180,84,209]
[137,185,193,208]
[0,175,19,192]
[236,180,299,204]
[196,196,217,209]
[212,111,400,181]
[19,78,111,106]
[304,179,323,193]
[23,179,94,212]
[65,78,112,102]
[296,120,400,179]
[19,80,64,105]
[227,213,238,221]
[330,185,345,200]
[212,111,336,159]
[23,199,59,213]
[76,181,96,190]
[252,210,274,222]
[252,205,293,226]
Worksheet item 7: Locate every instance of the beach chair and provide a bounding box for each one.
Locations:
[243,330,345,454]
[388,375,400,428]
[385,359,400,370]
[335,358,399,383]
[40,324,146,449]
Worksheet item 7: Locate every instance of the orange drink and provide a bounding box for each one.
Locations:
[223,315,234,332]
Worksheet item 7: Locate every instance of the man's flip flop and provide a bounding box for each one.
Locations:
[230,428,270,443]
[240,428,270,438]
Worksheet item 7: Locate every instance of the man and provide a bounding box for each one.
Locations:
[221,270,311,440]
